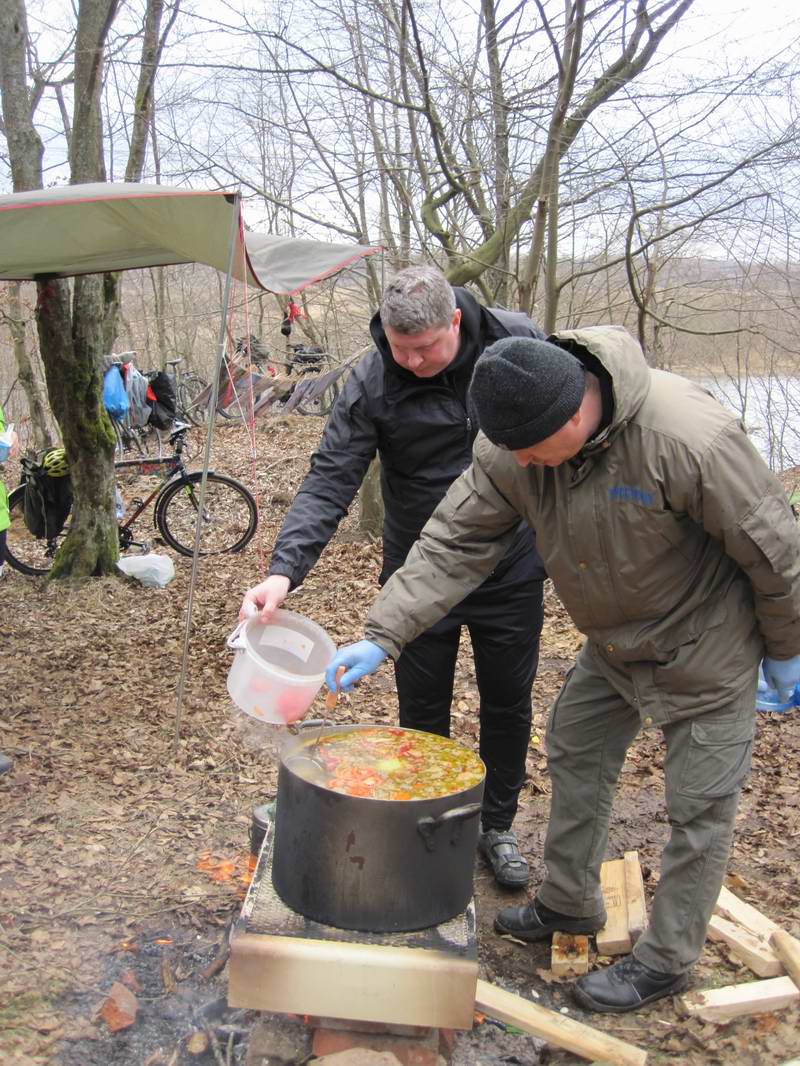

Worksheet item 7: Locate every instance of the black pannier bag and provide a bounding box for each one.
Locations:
[21,449,73,539]
[146,371,177,429]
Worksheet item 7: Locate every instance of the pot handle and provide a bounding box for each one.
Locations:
[417,802,482,853]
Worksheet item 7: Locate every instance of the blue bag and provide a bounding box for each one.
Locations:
[103,365,129,422]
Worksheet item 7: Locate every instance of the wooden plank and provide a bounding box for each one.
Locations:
[623,851,647,945]
[707,914,783,977]
[229,932,477,1029]
[681,976,799,1023]
[596,859,631,956]
[551,932,589,976]
[714,885,782,941]
[771,930,800,990]
[474,979,648,1066]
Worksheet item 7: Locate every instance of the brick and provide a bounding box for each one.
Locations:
[438,1028,455,1056]
[308,1017,433,1038]
[313,1052,402,1065]
[312,1025,440,1066]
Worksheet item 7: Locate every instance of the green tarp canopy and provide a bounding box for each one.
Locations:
[0,183,381,293]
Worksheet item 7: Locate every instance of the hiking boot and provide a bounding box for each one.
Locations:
[0,754,12,776]
[494,896,606,942]
[478,828,529,888]
[572,955,689,1013]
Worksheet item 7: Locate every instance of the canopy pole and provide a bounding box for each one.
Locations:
[172,191,242,757]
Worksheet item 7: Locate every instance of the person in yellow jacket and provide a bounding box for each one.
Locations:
[0,403,19,573]
[0,403,19,774]
[325,328,800,1013]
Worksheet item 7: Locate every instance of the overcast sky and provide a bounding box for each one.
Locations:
[669,0,799,64]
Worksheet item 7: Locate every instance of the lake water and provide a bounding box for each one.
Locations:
[700,374,800,472]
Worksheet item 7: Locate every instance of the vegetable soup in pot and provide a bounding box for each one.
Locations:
[285,726,484,800]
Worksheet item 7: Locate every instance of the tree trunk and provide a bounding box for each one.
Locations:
[6,282,53,450]
[0,0,45,191]
[359,457,384,537]
[481,0,510,306]
[0,1,53,449]
[1,0,180,578]
[35,276,118,577]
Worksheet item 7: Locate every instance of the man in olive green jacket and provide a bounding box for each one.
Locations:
[326,327,800,1013]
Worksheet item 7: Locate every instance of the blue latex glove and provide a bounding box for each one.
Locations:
[762,655,800,703]
[326,640,388,693]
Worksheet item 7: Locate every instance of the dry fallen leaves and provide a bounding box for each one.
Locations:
[2,419,800,1066]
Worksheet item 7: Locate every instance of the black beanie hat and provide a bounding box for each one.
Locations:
[468,336,586,449]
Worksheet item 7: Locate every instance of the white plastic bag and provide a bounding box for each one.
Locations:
[117,553,175,588]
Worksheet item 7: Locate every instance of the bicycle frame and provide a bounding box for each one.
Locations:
[114,454,183,550]
[113,418,201,548]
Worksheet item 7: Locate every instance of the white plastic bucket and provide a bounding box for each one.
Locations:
[226,609,336,726]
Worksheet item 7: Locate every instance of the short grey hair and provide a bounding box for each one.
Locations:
[380,265,456,334]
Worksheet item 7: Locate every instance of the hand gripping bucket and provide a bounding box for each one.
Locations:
[226,609,336,726]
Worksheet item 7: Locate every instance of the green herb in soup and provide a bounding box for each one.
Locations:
[292,727,483,800]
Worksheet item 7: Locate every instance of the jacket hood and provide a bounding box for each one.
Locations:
[553,325,651,445]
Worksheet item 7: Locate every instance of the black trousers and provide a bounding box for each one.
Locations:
[394,573,544,831]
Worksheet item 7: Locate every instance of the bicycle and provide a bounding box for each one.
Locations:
[164,356,210,426]
[177,343,275,424]
[107,353,175,459]
[112,417,168,460]
[5,423,258,576]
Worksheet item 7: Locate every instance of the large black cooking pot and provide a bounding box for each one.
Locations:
[271,723,485,932]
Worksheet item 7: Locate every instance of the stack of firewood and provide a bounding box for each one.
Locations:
[550,851,800,1024]
[683,885,800,1022]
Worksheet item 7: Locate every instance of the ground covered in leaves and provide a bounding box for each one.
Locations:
[1,415,799,1066]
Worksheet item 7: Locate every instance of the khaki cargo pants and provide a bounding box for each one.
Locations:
[538,644,757,974]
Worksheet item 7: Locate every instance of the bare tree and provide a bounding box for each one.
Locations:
[0,1,54,446]
[0,0,180,577]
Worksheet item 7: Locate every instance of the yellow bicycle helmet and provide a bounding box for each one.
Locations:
[42,447,69,477]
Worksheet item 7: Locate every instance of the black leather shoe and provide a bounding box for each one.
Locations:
[494,897,606,942]
[572,955,689,1013]
[478,829,530,888]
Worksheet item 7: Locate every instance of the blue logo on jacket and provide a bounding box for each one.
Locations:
[608,485,655,506]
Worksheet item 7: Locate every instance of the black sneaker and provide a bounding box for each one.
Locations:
[0,754,12,776]
[478,828,530,888]
[572,955,689,1013]
[494,896,606,942]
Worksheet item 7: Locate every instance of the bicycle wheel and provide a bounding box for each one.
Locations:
[4,485,71,575]
[113,419,144,459]
[179,375,210,425]
[155,472,258,556]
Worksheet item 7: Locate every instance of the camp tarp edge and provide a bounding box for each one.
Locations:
[0,182,382,294]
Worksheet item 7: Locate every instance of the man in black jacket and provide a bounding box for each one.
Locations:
[240,265,546,887]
